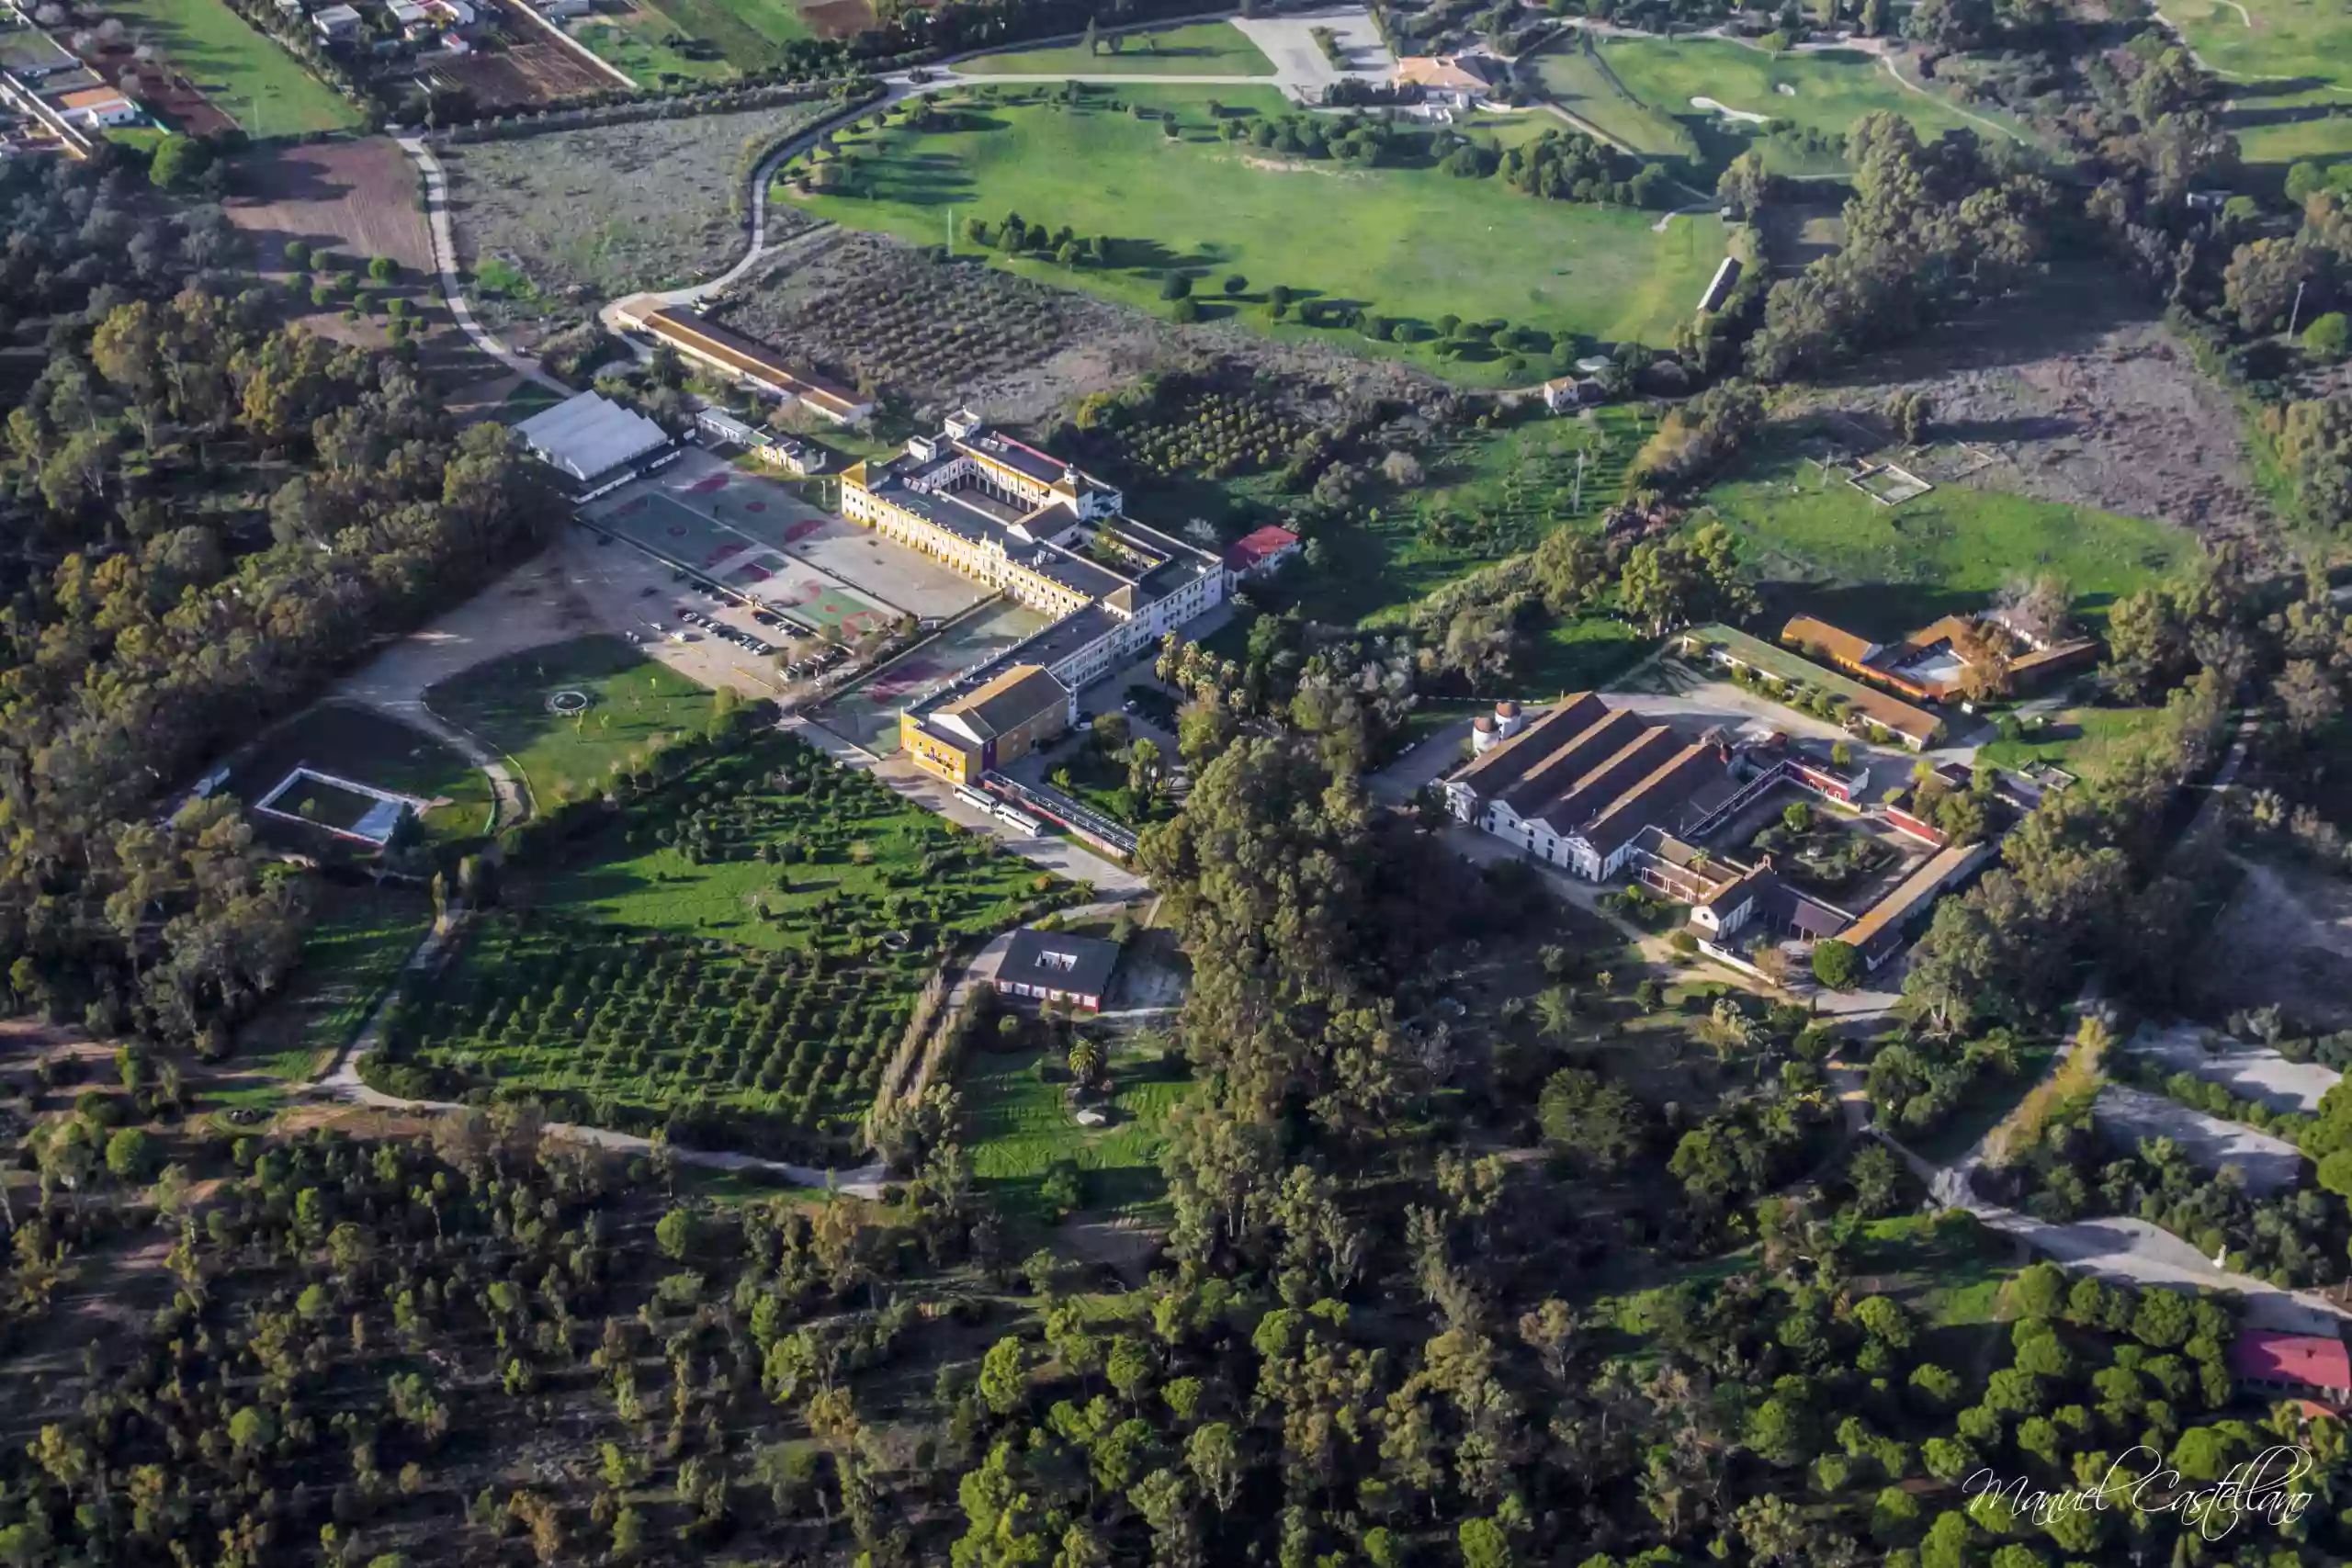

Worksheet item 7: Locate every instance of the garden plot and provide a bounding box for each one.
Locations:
[724,225,1435,428]
[2091,1083,2305,1197]
[380,732,1069,1156]
[2128,1019,2341,1115]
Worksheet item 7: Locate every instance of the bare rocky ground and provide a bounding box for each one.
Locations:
[2198,856,2352,1033]
[2128,1019,2341,1115]
[716,226,1439,427]
[1787,271,2268,542]
[442,101,838,329]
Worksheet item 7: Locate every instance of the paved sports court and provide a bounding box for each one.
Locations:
[581,451,987,632]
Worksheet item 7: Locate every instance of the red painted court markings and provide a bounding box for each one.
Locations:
[684,475,728,494]
[783,518,824,543]
[747,502,767,513]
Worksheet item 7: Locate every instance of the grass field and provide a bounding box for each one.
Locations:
[783,85,1730,379]
[568,10,737,84]
[631,0,813,71]
[1603,39,1981,145]
[2225,79,2352,185]
[1532,44,1702,160]
[1701,433,2193,639]
[390,734,1070,1153]
[2167,0,2352,90]
[1977,705,2171,782]
[1304,406,1649,626]
[235,884,433,1081]
[425,636,718,812]
[960,20,1274,77]
[1535,37,1993,177]
[107,0,361,136]
[961,1043,1189,1221]
[224,701,494,846]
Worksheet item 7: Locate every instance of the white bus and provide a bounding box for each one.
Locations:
[993,803,1044,835]
[953,785,995,814]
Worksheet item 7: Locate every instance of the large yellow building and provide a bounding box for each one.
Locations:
[844,409,1226,694]
[899,664,1072,786]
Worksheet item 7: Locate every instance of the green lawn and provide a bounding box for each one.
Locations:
[107,0,360,136]
[1532,42,1702,161]
[1976,705,2172,782]
[782,85,1731,382]
[1598,38,1983,153]
[235,883,433,1081]
[223,701,495,846]
[1701,428,2193,639]
[960,20,1274,77]
[1533,37,1987,178]
[2226,82,2352,184]
[425,636,719,812]
[568,11,738,83]
[960,1043,1189,1221]
[2166,0,2352,90]
[1851,1212,2015,1329]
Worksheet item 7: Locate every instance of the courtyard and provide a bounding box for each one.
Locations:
[578,448,988,636]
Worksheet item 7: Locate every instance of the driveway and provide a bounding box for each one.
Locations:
[2128,1019,2341,1116]
[1232,7,1394,92]
[2092,1083,2305,1196]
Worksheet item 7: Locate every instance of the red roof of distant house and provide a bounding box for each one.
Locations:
[2230,1332,2352,1391]
[1224,525,1300,572]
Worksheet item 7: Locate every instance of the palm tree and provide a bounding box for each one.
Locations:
[1534,986,1577,1042]
[1066,1038,1103,1089]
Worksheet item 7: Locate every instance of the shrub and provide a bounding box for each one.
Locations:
[1812,940,1864,991]
[2305,312,2349,362]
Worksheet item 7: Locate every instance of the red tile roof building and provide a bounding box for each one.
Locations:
[1224,525,1301,581]
[2229,1331,2352,1404]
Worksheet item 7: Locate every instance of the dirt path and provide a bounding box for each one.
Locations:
[396,135,571,395]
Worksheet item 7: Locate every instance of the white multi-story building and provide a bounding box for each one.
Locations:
[845,409,1224,693]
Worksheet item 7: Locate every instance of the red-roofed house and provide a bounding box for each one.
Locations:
[1224,525,1301,584]
[2229,1331,2352,1406]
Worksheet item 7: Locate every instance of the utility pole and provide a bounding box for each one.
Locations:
[944,204,954,258]
[1572,447,1587,514]
[2288,279,2308,341]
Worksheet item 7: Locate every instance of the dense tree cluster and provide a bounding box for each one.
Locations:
[1745,115,2053,380]
[0,198,562,1049]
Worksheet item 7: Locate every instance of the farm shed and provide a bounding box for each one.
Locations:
[516,392,670,484]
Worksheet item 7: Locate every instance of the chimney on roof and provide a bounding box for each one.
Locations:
[1493,699,1523,739]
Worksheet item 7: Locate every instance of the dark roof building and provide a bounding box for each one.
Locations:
[995,929,1122,1012]
[1442,694,1740,880]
